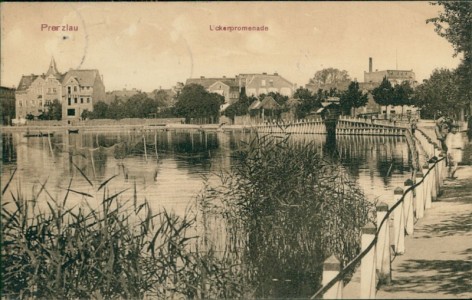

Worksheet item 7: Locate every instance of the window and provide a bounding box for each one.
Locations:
[67,109,76,116]
[87,98,90,103]
[261,79,266,86]
[74,86,77,92]
[68,98,71,106]
[53,88,56,93]
[390,110,396,114]
[80,98,84,103]
[68,86,71,94]
[269,80,274,87]
[74,97,78,104]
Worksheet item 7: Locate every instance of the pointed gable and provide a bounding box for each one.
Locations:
[46,57,60,76]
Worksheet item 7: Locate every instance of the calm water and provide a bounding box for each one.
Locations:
[2,130,411,210]
[1,129,412,297]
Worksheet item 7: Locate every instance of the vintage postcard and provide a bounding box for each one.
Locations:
[1,2,471,299]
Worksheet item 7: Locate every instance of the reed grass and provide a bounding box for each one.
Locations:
[1,165,246,299]
[200,132,375,298]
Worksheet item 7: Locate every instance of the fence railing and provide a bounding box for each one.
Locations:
[254,117,409,136]
[310,127,447,299]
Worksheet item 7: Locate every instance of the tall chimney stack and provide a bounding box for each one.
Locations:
[369,57,373,73]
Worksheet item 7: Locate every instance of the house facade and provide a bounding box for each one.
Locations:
[238,73,294,97]
[207,80,239,104]
[14,57,105,122]
[186,73,295,105]
[62,69,105,122]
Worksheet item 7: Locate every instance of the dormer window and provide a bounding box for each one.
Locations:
[74,86,77,92]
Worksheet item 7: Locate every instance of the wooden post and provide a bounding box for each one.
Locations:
[322,255,343,299]
[393,187,405,255]
[415,171,424,219]
[422,163,432,209]
[429,160,438,201]
[404,179,414,235]
[361,223,376,299]
[376,202,391,285]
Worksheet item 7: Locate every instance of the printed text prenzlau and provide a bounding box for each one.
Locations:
[41,24,78,31]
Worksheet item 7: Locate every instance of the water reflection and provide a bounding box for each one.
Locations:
[2,130,412,298]
[2,131,411,209]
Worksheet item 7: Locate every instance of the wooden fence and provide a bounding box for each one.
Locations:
[254,116,409,136]
[311,127,446,299]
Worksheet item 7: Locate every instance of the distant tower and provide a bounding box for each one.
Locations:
[46,56,60,76]
[369,57,373,73]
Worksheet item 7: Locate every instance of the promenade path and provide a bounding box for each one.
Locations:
[375,165,472,299]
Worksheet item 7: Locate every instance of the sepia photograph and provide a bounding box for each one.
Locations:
[1,1,471,299]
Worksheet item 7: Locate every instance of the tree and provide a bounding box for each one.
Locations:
[1,93,15,125]
[92,101,110,119]
[340,81,368,116]
[175,84,224,123]
[293,88,321,119]
[309,68,350,86]
[392,81,414,116]
[372,77,394,117]
[427,2,472,117]
[414,68,464,119]
[427,2,472,58]
[223,92,256,120]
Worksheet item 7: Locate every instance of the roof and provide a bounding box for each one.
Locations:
[242,73,293,87]
[260,96,281,110]
[248,100,262,110]
[16,75,39,92]
[62,69,100,86]
[186,77,235,89]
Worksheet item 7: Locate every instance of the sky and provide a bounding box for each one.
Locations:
[1,2,462,92]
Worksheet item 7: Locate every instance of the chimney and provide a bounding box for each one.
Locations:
[274,72,278,76]
[200,76,205,79]
[262,72,267,75]
[223,76,226,78]
[369,57,372,73]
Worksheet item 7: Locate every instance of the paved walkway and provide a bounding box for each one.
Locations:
[376,165,472,299]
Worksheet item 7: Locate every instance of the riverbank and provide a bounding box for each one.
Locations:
[1,123,250,133]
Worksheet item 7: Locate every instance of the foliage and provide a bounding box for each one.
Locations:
[427,1,472,114]
[25,114,34,121]
[392,81,414,107]
[1,170,247,299]
[1,91,15,125]
[38,99,62,121]
[174,84,224,123]
[427,1,472,58]
[257,92,289,106]
[293,88,322,119]
[87,92,164,120]
[223,92,257,119]
[414,68,466,119]
[339,81,368,115]
[309,68,351,86]
[372,77,394,107]
[203,133,374,298]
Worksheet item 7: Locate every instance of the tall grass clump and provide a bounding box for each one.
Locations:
[202,133,375,298]
[1,169,247,299]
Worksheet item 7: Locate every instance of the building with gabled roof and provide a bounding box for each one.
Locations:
[14,57,105,123]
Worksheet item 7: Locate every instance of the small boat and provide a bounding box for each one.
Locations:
[68,129,79,134]
[24,132,54,138]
